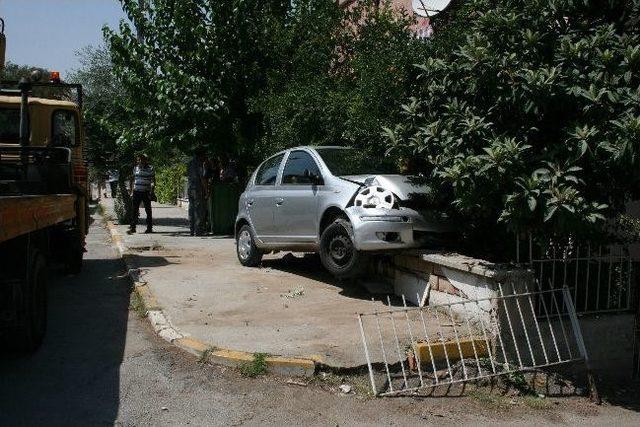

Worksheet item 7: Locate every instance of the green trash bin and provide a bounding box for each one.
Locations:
[208,183,241,235]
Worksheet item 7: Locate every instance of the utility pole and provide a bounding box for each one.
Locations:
[0,18,5,72]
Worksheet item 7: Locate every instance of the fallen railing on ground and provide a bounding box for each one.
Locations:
[357,283,599,401]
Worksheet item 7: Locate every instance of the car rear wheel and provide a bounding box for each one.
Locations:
[236,224,263,267]
[319,218,366,278]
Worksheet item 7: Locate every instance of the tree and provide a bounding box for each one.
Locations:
[103,0,291,166]
[1,62,49,81]
[69,45,146,221]
[255,1,429,158]
[103,0,424,169]
[385,0,640,250]
[69,46,128,175]
[1,62,69,99]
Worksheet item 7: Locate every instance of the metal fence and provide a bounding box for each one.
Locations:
[357,284,589,397]
[518,235,634,314]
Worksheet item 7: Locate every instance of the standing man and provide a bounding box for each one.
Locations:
[187,149,207,236]
[128,154,155,235]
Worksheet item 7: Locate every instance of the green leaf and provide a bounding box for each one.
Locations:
[543,206,558,222]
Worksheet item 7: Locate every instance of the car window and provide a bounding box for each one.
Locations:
[51,110,78,147]
[254,153,284,185]
[282,150,323,185]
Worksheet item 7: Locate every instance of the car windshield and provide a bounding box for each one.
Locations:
[315,148,399,176]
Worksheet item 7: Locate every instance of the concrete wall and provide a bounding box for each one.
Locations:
[377,250,637,380]
[390,251,531,325]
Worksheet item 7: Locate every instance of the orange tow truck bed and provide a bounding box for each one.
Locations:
[0,194,76,244]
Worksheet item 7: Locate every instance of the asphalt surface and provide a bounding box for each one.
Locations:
[2,211,640,426]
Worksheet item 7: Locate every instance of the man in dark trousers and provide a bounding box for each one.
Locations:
[187,149,207,236]
[128,154,155,234]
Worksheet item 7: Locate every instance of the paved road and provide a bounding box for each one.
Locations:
[2,213,640,426]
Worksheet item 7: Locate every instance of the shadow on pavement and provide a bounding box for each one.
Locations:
[144,216,190,228]
[125,253,174,269]
[596,381,640,413]
[0,236,131,425]
[261,253,391,303]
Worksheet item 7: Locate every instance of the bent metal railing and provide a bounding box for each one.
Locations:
[357,284,594,398]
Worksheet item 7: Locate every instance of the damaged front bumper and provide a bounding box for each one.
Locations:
[345,206,452,251]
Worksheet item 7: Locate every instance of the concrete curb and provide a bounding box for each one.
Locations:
[102,212,318,377]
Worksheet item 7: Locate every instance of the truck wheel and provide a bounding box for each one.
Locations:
[6,250,48,354]
[236,224,263,267]
[319,218,367,278]
[65,228,83,274]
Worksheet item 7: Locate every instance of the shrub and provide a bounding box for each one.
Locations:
[386,0,640,251]
[155,163,186,205]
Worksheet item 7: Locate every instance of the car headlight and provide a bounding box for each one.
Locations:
[354,186,395,209]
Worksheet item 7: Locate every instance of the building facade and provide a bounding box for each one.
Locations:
[339,0,435,39]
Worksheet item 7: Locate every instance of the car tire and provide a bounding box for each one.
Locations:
[319,218,367,278]
[236,224,263,267]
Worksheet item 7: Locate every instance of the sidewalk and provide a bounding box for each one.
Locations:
[99,197,397,369]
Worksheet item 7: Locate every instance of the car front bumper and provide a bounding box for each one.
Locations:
[346,206,452,251]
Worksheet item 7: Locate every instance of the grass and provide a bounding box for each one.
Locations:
[521,395,550,410]
[506,370,532,394]
[239,353,269,377]
[198,346,217,364]
[468,390,511,410]
[129,290,148,318]
[311,370,374,396]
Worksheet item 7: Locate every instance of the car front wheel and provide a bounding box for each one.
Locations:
[236,224,263,267]
[319,218,366,278]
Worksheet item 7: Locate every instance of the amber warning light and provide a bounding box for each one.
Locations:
[50,71,60,83]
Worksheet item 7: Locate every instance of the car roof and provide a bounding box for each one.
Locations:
[280,145,351,154]
[303,145,351,150]
[260,146,353,164]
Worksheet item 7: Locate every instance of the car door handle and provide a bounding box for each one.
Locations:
[275,197,284,206]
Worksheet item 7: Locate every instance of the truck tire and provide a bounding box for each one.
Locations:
[65,227,83,274]
[5,250,48,354]
[319,218,367,278]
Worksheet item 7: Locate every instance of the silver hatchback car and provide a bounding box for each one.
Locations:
[235,146,452,277]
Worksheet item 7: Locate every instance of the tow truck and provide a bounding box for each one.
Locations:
[0,21,88,353]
